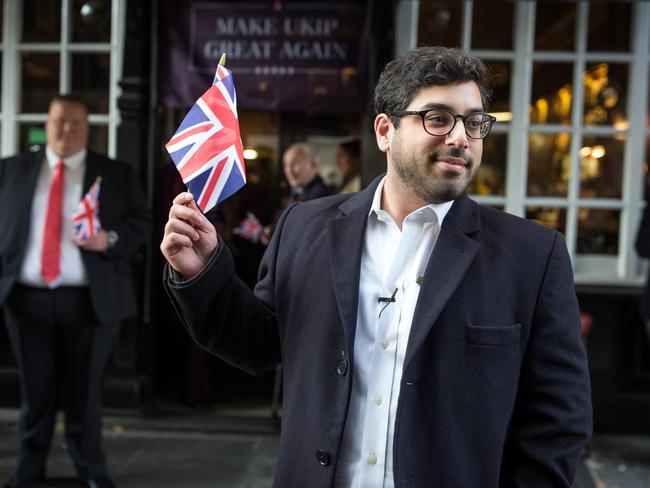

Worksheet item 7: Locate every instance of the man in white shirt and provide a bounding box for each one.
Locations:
[161,47,592,487]
[0,95,150,488]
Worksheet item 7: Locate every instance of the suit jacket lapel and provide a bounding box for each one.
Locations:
[404,194,482,369]
[328,176,383,354]
[18,151,45,220]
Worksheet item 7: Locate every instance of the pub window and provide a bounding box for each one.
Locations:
[0,0,123,158]
[417,1,650,285]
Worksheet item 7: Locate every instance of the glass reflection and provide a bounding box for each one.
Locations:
[72,54,110,113]
[73,0,112,43]
[577,208,620,255]
[530,63,573,124]
[417,1,461,47]
[22,0,61,42]
[526,207,566,234]
[527,132,571,197]
[583,63,628,127]
[587,2,630,52]
[472,2,513,50]
[469,132,506,196]
[579,137,624,199]
[21,53,60,113]
[535,3,576,51]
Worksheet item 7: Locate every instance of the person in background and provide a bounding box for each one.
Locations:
[0,94,151,488]
[336,138,362,194]
[161,47,591,487]
[282,142,331,202]
[260,142,331,245]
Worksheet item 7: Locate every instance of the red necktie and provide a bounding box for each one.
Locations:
[41,160,65,285]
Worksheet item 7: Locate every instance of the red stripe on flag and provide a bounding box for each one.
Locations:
[198,156,228,210]
[165,123,212,147]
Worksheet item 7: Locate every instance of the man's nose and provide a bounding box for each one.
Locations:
[445,119,469,148]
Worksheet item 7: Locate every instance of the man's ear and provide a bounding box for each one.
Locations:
[374,114,393,153]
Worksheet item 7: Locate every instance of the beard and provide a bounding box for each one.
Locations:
[391,139,478,204]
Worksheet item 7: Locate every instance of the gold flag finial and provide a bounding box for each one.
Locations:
[219,53,227,66]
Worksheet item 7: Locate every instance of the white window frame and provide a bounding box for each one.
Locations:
[401,0,650,286]
[0,0,125,159]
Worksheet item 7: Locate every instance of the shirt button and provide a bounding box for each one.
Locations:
[381,340,389,349]
[337,359,348,376]
[368,453,378,465]
[374,395,383,406]
[316,449,330,466]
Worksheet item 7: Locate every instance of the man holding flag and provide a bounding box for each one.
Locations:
[0,94,151,488]
[161,47,591,487]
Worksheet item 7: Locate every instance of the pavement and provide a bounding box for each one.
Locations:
[1,404,649,488]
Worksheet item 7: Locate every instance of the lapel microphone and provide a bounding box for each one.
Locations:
[378,287,398,318]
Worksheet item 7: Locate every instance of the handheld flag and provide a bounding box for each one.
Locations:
[165,54,246,213]
[72,176,102,240]
[233,212,264,243]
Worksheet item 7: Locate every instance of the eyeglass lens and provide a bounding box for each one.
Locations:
[423,110,493,138]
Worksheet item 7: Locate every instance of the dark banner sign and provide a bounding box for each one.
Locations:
[158,0,374,112]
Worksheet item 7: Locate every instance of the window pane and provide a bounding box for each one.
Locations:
[587,2,630,52]
[21,52,60,113]
[417,1,461,47]
[486,60,511,114]
[19,123,48,153]
[71,54,110,113]
[471,1,513,50]
[577,208,620,255]
[22,0,61,42]
[526,206,566,234]
[72,0,111,43]
[583,63,628,127]
[527,132,571,197]
[469,132,507,196]
[530,63,573,125]
[535,3,576,51]
[579,137,624,199]
[0,53,3,113]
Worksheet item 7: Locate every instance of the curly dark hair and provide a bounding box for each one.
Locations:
[373,46,492,125]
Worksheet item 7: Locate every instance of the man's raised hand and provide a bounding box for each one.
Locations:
[160,192,219,280]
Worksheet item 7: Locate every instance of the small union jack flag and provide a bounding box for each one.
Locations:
[165,62,246,213]
[72,176,101,240]
[233,212,264,243]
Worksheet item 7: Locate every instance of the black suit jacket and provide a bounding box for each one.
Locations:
[0,149,151,324]
[636,203,650,319]
[165,176,592,487]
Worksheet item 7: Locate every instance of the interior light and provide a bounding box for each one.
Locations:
[590,145,606,159]
[243,149,258,160]
[491,112,513,122]
[579,146,592,158]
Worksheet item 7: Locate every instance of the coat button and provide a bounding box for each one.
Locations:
[337,359,348,376]
[316,449,330,466]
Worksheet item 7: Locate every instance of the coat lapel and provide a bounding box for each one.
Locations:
[328,176,382,354]
[403,194,482,369]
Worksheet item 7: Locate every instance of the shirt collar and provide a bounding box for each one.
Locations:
[368,175,454,227]
[46,146,86,171]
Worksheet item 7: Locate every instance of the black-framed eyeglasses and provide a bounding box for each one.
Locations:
[391,109,497,139]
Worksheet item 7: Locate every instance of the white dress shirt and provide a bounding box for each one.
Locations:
[334,176,453,488]
[18,147,89,288]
